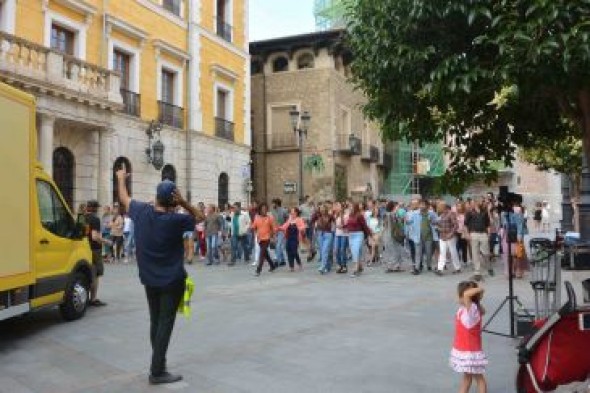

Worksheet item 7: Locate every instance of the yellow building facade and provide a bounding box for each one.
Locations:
[0,0,251,207]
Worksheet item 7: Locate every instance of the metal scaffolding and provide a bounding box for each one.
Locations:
[314,0,347,31]
[383,141,445,196]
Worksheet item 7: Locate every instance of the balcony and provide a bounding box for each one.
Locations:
[0,32,122,110]
[215,117,234,141]
[334,133,361,155]
[216,18,232,42]
[158,101,184,128]
[269,132,298,150]
[120,89,140,117]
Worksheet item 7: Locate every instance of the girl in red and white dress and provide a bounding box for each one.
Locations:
[450,281,488,393]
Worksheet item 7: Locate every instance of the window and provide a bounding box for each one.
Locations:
[37,180,76,238]
[163,0,181,16]
[113,50,131,89]
[50,24,75,55]
[272,56,289,72]
[216,89,228,120]
[216,0,232,42]
[52,147,75,210]
[161,69,175,104]
[297,53,314,69]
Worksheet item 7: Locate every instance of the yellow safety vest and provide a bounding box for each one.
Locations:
[178,276,195,318]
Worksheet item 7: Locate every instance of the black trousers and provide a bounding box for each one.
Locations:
[256,240,276,274]
[145,280,185,376]
[286,240,301,268]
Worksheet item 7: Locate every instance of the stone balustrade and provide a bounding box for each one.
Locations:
[0,32,122,108]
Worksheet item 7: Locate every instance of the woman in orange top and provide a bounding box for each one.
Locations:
[251,202,277,276]
[278,207,306,272]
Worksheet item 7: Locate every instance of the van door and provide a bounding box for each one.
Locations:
[33,179,76,298]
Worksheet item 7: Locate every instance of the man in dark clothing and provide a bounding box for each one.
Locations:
[85,200,111,306]
[116,165,203,385]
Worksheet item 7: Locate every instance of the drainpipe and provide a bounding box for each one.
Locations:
[185,0,195,202]
[262,70,268,203]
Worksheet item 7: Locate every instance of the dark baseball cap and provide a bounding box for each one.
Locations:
[156,180,177,201]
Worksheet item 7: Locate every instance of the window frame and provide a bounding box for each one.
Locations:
[214,82,234,122]
[107,38,141,93]
[157,60,183,107]
[43,11,87,60]
[36,179,76,239]
[215,0,233,30]
[162,0,182,17]
[0,0,16,34]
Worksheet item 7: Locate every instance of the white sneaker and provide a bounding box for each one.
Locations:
[251,261,257,266]
[124,258,129,264]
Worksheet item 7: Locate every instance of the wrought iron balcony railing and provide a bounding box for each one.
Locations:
[334,134,361,155]
[215,117,234,141]
[120,89,140,117]
[158,101,184,128]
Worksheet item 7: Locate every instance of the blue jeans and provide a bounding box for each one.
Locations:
[318,231,334,272]
[348,231,364,264]
[335,235,348,267]
[124,231,135,257]
[275,231,286,263]
[206,234,219,264]
[231,235,250,262]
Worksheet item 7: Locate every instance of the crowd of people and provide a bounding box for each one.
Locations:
[90,191,550,282]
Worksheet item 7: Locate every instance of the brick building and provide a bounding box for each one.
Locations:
[250,30,385,206]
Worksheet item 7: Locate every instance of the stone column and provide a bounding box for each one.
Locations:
[98,128,114,206]
[39,114,55,176]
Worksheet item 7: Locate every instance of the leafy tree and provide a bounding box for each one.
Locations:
[346,1,590,191]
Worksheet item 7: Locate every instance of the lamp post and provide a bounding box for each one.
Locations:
[289,108,311,202]
[145,120,165,171]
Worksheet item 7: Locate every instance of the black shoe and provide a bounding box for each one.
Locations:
[279,262,286,266]
[205,262,213,266]
[269,266,277,273]
[254,272,261,277]
[488,269,495,277]
[434,270,443,276]
[473,274,483,282]
[149,372,182,385]
[411,269,420,275]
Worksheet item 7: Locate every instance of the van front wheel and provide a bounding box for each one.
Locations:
[59,272,89,321]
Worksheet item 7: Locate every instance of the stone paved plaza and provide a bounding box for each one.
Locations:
[0,260,535,393]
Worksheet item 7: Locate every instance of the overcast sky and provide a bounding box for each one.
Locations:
[249,0,317,42]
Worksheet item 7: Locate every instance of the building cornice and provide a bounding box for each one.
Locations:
[197,25,249,60]
[105,14,148,45]
[134,0,187,29]
[153,39,190,61]
[43,0,96,24]
[210,63,238,81]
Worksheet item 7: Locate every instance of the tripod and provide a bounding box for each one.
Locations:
[483,210,527,338]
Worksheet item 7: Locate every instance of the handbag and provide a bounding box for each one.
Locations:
[515,240,526,259]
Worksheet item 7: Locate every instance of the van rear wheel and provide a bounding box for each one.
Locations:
[59,272,89,321]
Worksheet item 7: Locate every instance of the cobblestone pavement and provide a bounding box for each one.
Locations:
[0,258,542,393]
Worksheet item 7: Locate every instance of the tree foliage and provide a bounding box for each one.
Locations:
[346,1,590,191]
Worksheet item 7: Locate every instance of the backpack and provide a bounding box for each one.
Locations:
[390,214,406,243]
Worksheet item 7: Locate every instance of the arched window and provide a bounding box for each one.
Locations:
[52,147,75,209]
[218,172,229,210]
[272,56,288,72]
[251,59,262,75]
[297,53,314,69]
[161,164,177,183]
[112,157,132,205]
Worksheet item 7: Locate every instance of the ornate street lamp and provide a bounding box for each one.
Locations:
[289,108,311,202]
[145,120,165,170]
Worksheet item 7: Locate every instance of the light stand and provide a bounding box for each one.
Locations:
[483,207,526,338]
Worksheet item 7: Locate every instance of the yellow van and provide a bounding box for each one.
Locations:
[0,82,94,322]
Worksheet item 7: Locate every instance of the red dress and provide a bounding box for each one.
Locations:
[449,303,488,374]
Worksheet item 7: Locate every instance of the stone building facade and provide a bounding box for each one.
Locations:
[250,30,384,206]
[0,0,251,210]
